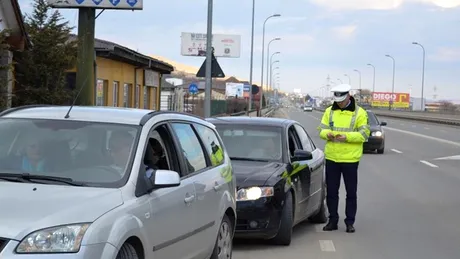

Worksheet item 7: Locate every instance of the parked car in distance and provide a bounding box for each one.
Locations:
[0,105,236,259]
[207,117,327,246]
[303,105,313,112]
[363,110,387,154]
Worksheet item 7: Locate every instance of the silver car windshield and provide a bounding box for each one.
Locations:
[0,119,140,188]
[216,125,283,162]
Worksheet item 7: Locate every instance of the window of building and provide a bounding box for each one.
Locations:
[113,81,119,107]
[151,87,157,110]
[96,79,108,106]
[123,83,132,107]
[143,86,150,109]
[135,84,140,108]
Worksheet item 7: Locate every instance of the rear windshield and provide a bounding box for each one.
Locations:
[0,118,140,188]
[215,124,283,161]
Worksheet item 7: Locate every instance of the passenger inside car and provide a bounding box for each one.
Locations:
[21,140,46,173]
[108,130,135,174]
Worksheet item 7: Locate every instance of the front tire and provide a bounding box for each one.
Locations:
[116,243,139,259]
[271,191,293,246]
[210,214,233,259]
[377,147,384,154]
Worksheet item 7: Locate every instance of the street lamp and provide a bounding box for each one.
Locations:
[344,74,351,85]
[268,52,280,91]
[270,62,279,90]
[266,38,281,93]
[385,54,396,110]
[260,14,281,92]
[412,42,426,111]
[354,69,361,103]
[367,63,376,94]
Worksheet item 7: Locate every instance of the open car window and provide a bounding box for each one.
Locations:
[0,119,140,188]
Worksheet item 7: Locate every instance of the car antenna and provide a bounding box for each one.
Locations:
[64,75,89,119]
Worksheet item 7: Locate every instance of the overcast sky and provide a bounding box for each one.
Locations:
[19,0,460,100]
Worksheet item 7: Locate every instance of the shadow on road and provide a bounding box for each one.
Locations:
[233,221,319,251]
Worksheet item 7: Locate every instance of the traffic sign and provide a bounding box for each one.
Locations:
[92,0,102,4]
[127,0,138,7]
[196,53,225,78]
[109,0,121,6]
[189,83,199,94]
[251,85,259,95]
[76,0,85,4]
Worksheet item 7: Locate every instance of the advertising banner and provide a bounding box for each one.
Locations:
[225,83,244,98]
[372,92,410,108]
[181,32,241,58]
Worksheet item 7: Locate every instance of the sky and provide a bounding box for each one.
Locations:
[18,0,460,100]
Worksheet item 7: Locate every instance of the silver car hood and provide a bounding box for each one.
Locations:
[0,182,123,240]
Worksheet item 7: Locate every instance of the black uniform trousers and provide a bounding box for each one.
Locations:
[325,159,359,225]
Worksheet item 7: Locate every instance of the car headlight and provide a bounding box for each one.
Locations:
[237,187,274,201]
[16,224,90,253]
[371,131,382,137]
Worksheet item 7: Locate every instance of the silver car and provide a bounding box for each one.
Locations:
[0,105,236,259]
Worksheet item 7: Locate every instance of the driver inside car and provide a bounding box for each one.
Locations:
[108,131,134,174]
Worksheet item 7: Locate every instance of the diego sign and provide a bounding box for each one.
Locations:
[372,92,410,108]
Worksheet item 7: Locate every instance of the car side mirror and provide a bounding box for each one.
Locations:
[292,149,313,162]
[380,121,387,126]
[146,169,181,189]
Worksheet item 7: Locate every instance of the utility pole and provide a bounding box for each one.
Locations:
[203,0,213,118]
[76,8,96,105]
[247,0,255,115]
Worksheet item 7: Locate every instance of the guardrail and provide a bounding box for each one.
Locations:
[314,107,460,126]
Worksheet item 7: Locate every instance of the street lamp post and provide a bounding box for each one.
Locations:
[337,78,343,83]
[204,0,214,117]
[385,54,396,110]
[260,14,280,93]
[266,38,281,93]
[354,69,361,104]
[247,0,256,115]
[367,63,376,94]
[412,42,426,111]
[344,74,351,85]
[268,52,280,91]
[269,62,279,90]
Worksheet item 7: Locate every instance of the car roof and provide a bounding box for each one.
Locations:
[207,116,294,127]
[0,105,210,126]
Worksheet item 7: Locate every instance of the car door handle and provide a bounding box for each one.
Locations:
[184,195,195,204]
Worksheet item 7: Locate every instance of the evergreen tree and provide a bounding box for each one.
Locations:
[14,0,77,106]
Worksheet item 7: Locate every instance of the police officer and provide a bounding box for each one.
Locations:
[317,84,370,233]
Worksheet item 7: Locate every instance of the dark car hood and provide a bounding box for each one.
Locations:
[231,160,283,188]
[370,125,382,132]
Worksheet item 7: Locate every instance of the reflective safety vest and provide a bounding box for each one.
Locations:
[211,147,224,166]
[317,105,370,163]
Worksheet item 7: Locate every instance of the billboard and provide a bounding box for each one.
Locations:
[372,92,410,108]
[225,83,244,98]
[181,32,241,58]
[48,0,143,10]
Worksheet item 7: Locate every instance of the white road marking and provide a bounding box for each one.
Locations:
[434,155,460,160]
[319,240,336,252]
[420,160,439,168]
[391,149,403,153]
[424,127,430,130]
[384,126,460,147]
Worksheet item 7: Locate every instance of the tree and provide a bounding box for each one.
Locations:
[0,29,12,109]
[13,0,77,106]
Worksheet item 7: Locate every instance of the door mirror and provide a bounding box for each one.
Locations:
[380,121,387,126]
[147,169,181,189]
[292,149,313,162]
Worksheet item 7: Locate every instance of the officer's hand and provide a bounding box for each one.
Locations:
[327,132,335,140]
[335,134,347,142]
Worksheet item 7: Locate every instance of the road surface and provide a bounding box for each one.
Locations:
[233,108,460,259]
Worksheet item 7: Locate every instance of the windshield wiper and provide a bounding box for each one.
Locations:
[0,173,86,186]
[229,157,270,162]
